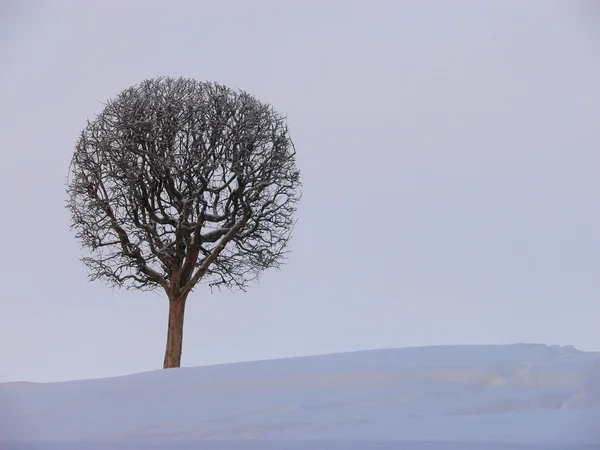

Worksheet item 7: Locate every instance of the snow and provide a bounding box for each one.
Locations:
[1,343,599,449]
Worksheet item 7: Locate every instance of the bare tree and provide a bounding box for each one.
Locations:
[67,77,301,368]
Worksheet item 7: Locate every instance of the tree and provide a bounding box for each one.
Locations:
[67,77,301,368]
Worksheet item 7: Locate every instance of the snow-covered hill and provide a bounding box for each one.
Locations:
[2,344,600,449]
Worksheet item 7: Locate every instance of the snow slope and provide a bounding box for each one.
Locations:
[1,343,600,449]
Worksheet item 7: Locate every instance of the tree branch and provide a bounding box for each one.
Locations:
[181,207,251,297]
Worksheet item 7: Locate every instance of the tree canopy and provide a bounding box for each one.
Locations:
[68,77,300,296]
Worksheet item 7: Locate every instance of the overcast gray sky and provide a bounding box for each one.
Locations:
[0,0,598,383]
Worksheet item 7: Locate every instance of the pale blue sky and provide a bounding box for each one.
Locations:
[0,0,598,383]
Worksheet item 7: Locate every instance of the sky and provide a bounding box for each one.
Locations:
[0,0,598,383]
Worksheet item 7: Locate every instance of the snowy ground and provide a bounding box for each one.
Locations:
[2,343,600,449]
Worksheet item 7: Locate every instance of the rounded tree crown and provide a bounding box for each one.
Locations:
[67,77,300,293]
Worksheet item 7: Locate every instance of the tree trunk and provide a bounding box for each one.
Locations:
[163,294,187,369]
